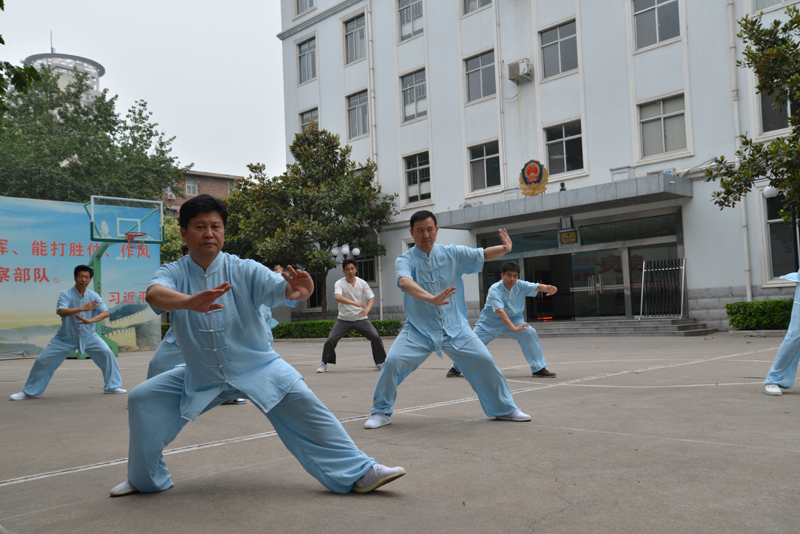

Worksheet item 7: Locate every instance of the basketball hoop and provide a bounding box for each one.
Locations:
[125,231,147,243]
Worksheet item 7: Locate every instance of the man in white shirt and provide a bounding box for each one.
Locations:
[317,259,386,373]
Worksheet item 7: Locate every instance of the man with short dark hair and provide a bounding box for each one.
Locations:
[446,260,558,379]
[111,194,404,497]
[9,265,126,400]
[317,258,386,373]
[364,210,530,429]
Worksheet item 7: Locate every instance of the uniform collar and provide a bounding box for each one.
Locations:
[187,252,225,276]
[410,244,438,259]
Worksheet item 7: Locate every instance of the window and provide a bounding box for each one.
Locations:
[639,95,686,157]
[755,0,783,10]
[307,273,322,309]
[465,51,496,102]
[348,91,369,139]
[634,0,680,50]
[345,15,366,64]
[399,0,423,41]
[355,256,376,283]
[298,38,316,84]
[297,0,314,15]
[545,120,583,174]
[761,91,795,133]
[766,193,799,278]
[469,141,501,191]
[402,70,427,122]
[541,21,578,79]
[464,0,491,14]
[300,108,319,130]
[405,152,431,203]
[185,179,198,196]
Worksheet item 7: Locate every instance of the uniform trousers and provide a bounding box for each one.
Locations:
[146,341,183,379]
[765,284,800,389]
[452,324,546,374]
[22,335,122,396]
[371,331,517,418]
[322,319,386,365]
[127,366,375,494]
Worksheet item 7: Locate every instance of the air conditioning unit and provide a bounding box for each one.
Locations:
[508,58,532,84]
[166,192,176,200]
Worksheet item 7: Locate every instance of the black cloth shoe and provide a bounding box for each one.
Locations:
[532,367,556,378]
[446,367,462,378]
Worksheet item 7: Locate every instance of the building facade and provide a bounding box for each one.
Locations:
[279,0,800,330]
[162,170,240,219]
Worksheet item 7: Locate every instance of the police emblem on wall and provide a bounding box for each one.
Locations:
[519,159,549,196]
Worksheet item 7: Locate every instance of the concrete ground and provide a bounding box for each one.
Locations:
[0,334,798,534]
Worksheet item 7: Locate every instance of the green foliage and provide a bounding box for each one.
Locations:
[0,67,189,203]
[226,123,398,318]
[272,319,402,339]
[0,1,42,123]
[160,217,183,264]
[706,6,800,219]
[161,322,171,338]
[725,299,792,330]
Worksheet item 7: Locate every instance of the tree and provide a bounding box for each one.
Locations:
[225,124,398,319]
[706,6,800,220]
[0,0,41,123]
[160,217,183,264]
[0,67,189,203]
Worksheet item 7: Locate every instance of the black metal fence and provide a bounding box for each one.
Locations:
[639,258,685,318]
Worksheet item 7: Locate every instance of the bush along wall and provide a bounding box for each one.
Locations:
[725,299,793,330]
[272,319,403,339]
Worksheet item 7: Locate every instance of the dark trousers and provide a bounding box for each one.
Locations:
[322,319,387,365]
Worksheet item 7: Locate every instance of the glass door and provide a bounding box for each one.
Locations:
[571,249,626,318]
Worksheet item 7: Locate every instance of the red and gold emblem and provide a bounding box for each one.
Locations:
[519,160,548,196]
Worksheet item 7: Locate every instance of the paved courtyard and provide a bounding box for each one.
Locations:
[1,334,798,533]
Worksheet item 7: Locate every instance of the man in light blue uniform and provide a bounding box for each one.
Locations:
[111,195,404,497]
[447,261,558,379]
[765,272,800,395]
[364,210,531,429]
[10,265,126,400]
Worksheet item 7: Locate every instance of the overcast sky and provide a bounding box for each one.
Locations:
[2,0,287,178]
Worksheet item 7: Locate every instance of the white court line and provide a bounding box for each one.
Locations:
[0,524,21,534]
[0,345,779,489]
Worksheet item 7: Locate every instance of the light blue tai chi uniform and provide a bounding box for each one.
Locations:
[128,253,374,494]
[371,244,518,418]
[765,273,800,389]
[146,305,279,379]
[452,280,546,375]
[22,286,122,396]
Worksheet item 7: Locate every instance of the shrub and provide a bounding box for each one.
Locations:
[161,323,171,337]
[273,319,403,339]
[725,299,793,330]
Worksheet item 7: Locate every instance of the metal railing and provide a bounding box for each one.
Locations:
[638,258,686,318]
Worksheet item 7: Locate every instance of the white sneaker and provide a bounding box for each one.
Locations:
[765,384,783,396]
[364,413,391,429]
[316,362,327,373]
[374,363,383,371]
[9,392,35,401]
[110,480,140,497]
[353,463,406,493]
[104,388,128,394]
[496,408,531,422]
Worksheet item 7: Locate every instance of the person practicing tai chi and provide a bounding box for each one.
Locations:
[446,261,558,379]
[317,259,386,373]
[364,210,530,429]
[111,194,404,497]
[10,265,126,400]
[765,272,800,396]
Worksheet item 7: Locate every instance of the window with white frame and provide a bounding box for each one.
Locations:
[634,0,680,50]
[405,152,431,203]
[464,0,491,14]
[754,0,784,11]
[185,179,198,196]
[355,256,376,283]
[465,51,496,103]
[639,95,686,157]
[345,15,366,64]
[399,0,423,41]
[298,38,316,84]
[765,193,799,278]
[469,141,501,191]
[761,90,795,133]
[348,91,369,139]
[402,70,427,122]
[297,0,314,15]
[300,108,319,130]
[545,120,583,174]
[541,21,578,79]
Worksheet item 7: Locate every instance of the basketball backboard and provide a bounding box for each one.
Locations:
[88,196,164,244]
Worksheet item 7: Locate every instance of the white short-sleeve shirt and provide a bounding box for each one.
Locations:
[334,276,374,321]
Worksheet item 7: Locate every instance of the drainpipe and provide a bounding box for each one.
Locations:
[729,0,752,301]
[366,0,378,166]
[373,228,383,320]
[493,1,509,186]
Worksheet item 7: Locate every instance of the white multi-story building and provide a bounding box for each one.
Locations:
[279,0,799,331]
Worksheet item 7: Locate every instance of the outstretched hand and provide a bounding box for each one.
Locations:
[498,228,512,253]
[431,286,457,307]
[538,283,558,296]
[81,300,100,312]
[282,265,314,301]
[187,282,232,312]
[76,315,93,325]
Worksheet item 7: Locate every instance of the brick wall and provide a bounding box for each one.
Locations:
[162,172,239,218]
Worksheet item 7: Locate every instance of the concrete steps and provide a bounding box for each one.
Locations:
[518,318,717,338]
